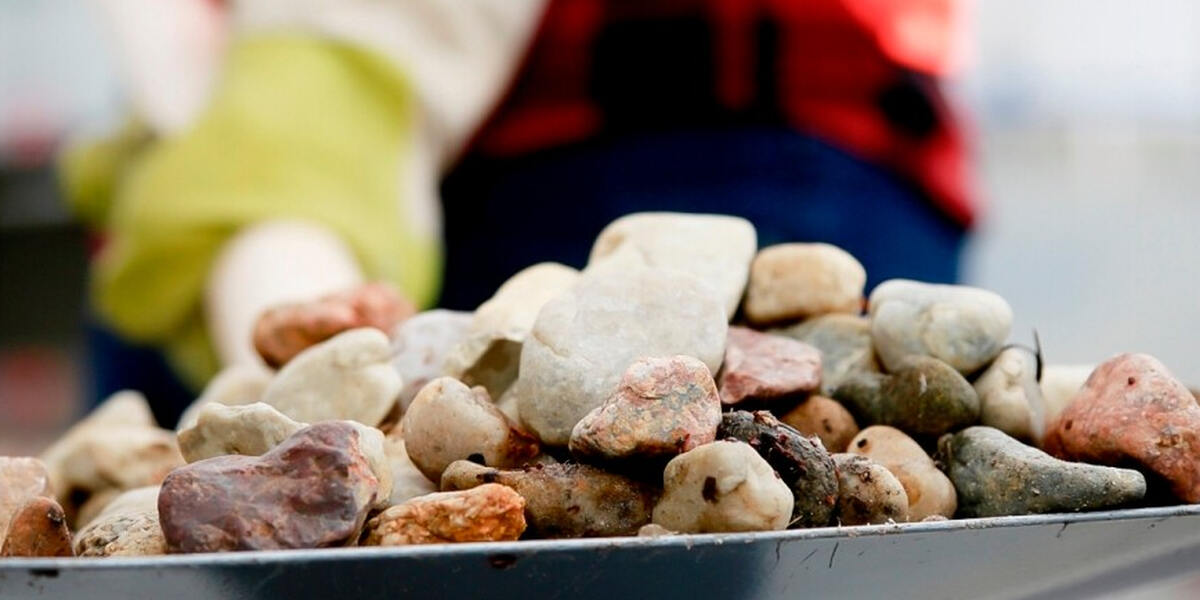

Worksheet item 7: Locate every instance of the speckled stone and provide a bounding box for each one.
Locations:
[364,484,526,546]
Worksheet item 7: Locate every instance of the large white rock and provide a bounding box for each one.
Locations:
[444,263,578,399]
[588,212,756,318]
[262,328,402,426]
[177,402,306,463]
[744,243,866,325]
[869,280,1013,374]
[176,364,273,432]
[652,440,793,533]
[516,266,728,445]
[390,310,474,413]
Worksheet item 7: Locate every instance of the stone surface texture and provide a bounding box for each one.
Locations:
[364,484,526,546]
[1044,354,1200,502]
[941,426,1147,517]
[652,440,793,533]
[261,328,402,426]
[588,212,756,318]
[869,279,1013,374]
[717,411,838,527]
[516,265,727,445]
[569,356,721,462]
[744,243,866,325]
[440,460,658,538]
[158,422,382,552]
[718,327,822,405]
[178,402,306,463]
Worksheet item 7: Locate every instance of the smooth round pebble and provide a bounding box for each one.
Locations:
[744,243,866,325]
[652,440,794,533]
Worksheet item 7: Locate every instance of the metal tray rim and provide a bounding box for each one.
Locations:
[3,503,1197,571]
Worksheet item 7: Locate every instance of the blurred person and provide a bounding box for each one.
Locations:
[63,0,973,425]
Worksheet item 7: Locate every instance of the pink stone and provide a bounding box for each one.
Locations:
[718,327,822,405]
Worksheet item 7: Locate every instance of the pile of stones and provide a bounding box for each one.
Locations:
[3,212,1198,558]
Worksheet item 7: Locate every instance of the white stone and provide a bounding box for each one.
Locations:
[744,243,866,325]
[177,402,306,463]
[444,263,578,399]
[517,265,727,445]
[652,440,793,533]
[974,347,1046,442]
[382,436,437,507]
[588,212,757,318]
[262,328,402,426]
[391,310,474,413]
[869,279,1013,374]
[402,377,538,483]
[176,364,272,432]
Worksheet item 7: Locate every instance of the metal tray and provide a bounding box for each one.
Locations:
[3,505,1199,600]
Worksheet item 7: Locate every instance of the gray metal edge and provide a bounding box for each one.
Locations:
[3,504,1197,571]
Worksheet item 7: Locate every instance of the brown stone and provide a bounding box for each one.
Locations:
[158,422,382,552]
[0,457,52,539]
[569,356,721,462]
[253,282,415,368]
[364,484,526,546]
[1044,354,1200,502]
[1,497,73,557]
[779,395,860,453]
[441,461,658,538]
[718,327,821,405]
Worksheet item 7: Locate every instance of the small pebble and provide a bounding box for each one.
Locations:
[570,356,721,463]
[848,426,956,520]
[774,314,880,396]
[744,243,866,325]
[389,309,474,413]
[363,484,526,546]
[652,440,794,533]
[718,327,822,406]
[831,454,909,526]
[261,328,403,426]
[940,426,1147,517]
[158,422,383,552]
[441,460,658,538]
[869,279,1012,374]
[588,212,757,318]
[402,377,540,483]
[717,411,838,527]
[1,496,73,557]
[1044,354,1200,502]
[974,347,1045,442]
[177,402,306,463]
[778,395,860,453]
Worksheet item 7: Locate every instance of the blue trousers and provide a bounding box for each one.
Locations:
[92,128,966,425]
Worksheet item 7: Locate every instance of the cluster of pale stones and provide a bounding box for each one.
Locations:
[2,211,1194,559]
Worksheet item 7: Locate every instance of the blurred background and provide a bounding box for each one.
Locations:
[0,0,1198,596]
[1,0,1199,448]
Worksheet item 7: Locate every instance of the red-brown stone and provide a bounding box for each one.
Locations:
[1,496,73,557]
[1044,354,1200,502]
[158,422,381,553]
[718,327,822,405]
